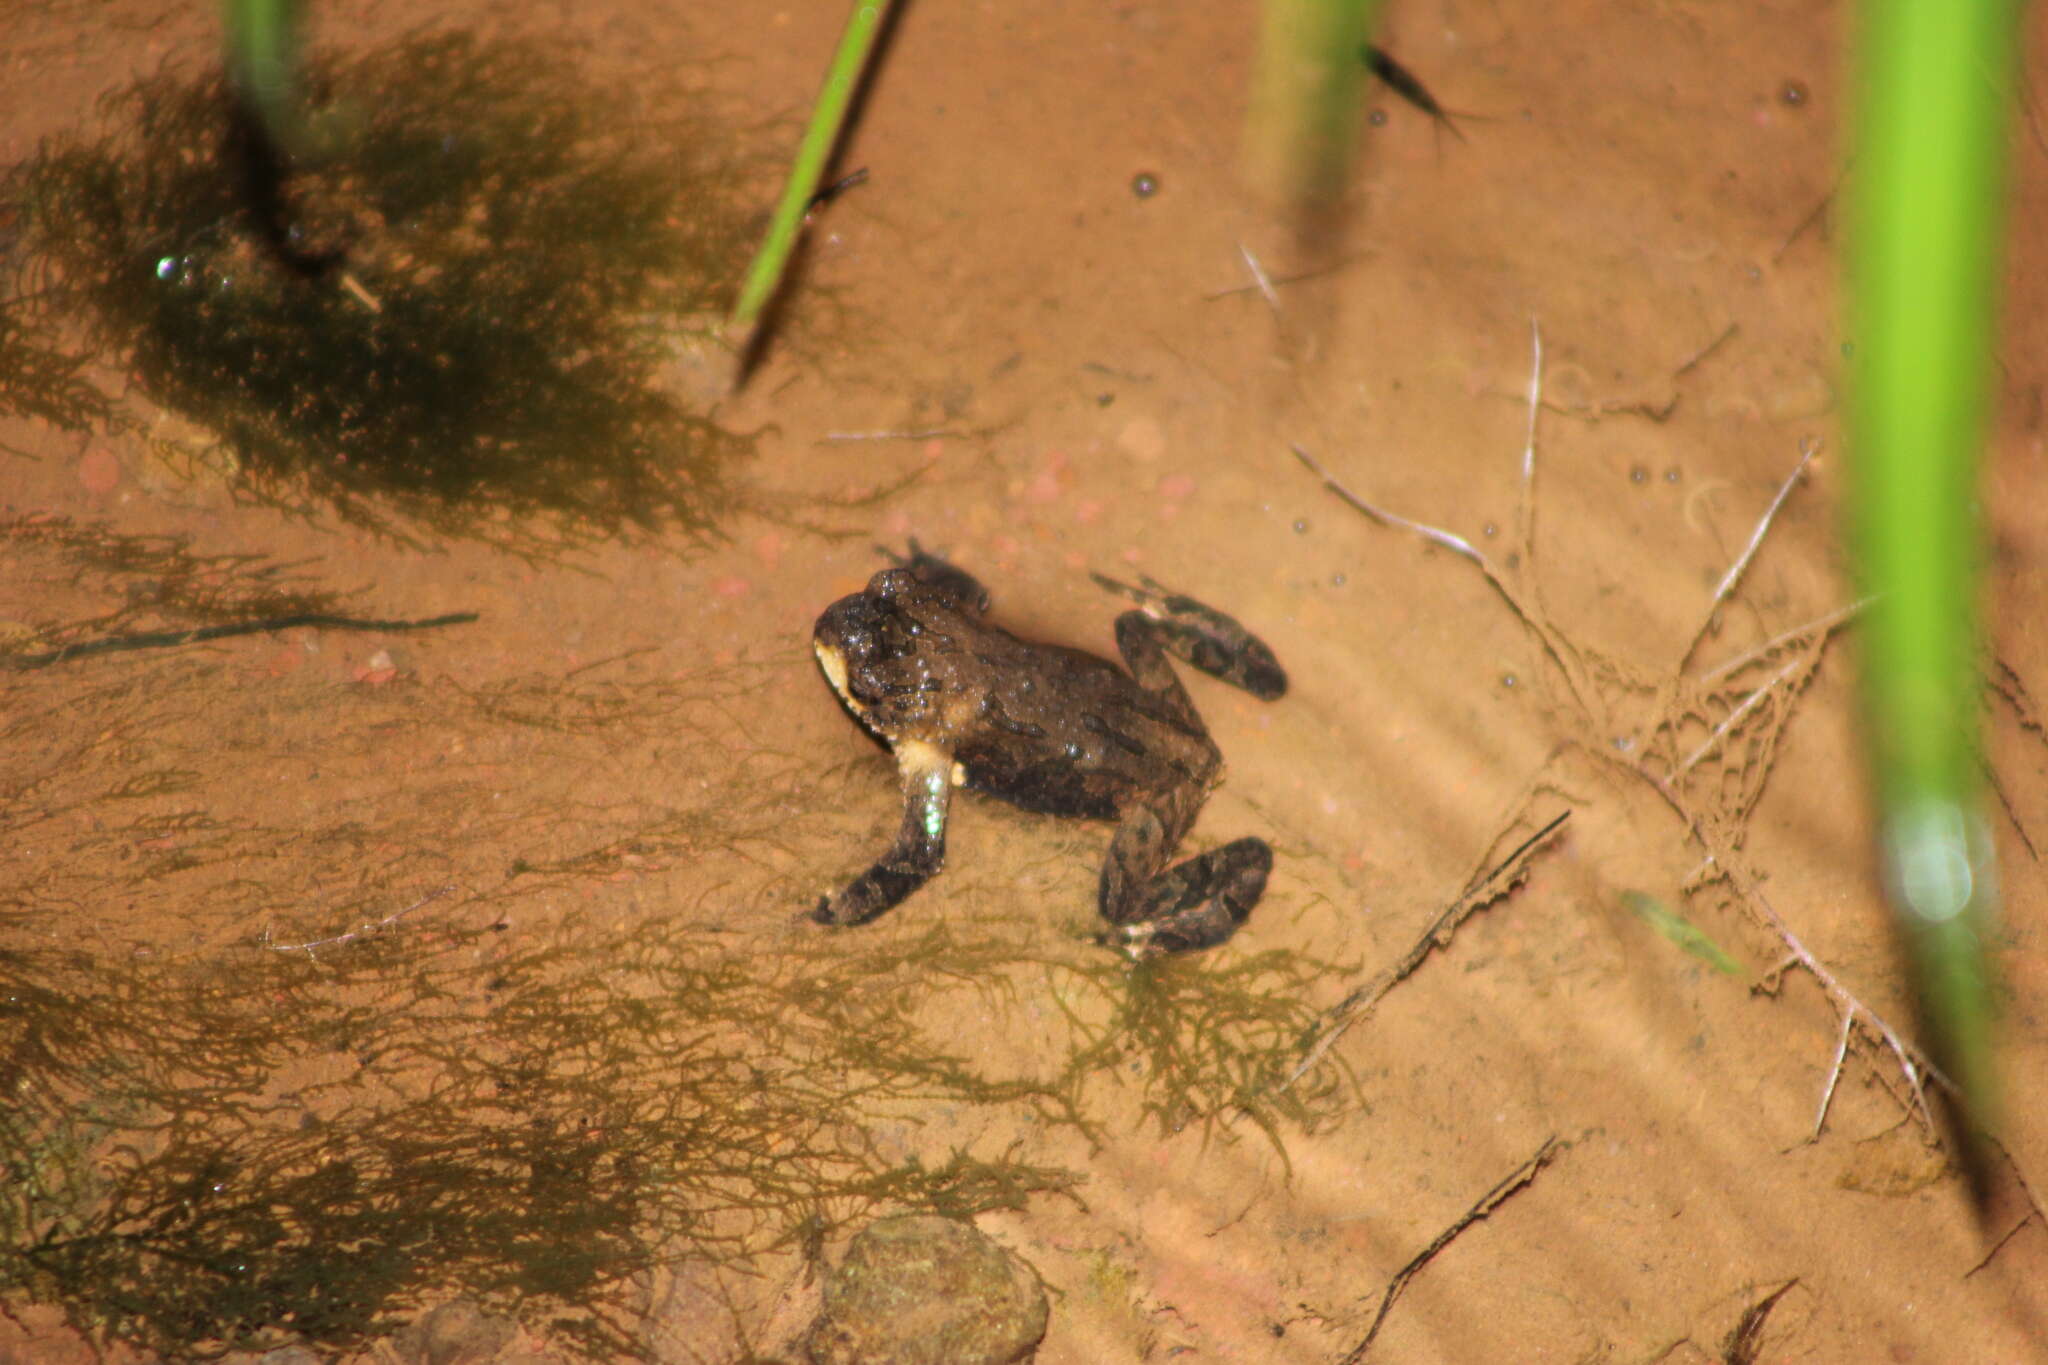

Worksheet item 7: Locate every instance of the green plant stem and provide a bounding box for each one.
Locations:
[221,0,305,156]
[1847,0,2019,1148]
[727,0,890,356]
[1245,0,1383,213]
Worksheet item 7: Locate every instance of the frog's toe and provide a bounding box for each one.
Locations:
[1104,901,1240,960]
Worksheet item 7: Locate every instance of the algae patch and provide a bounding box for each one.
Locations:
[1052,946,1355,1155]
[6,31,757,548]
[0,923,1083,1361]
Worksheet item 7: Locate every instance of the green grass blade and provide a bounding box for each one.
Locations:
[727,0,891,359]
[1846,0,2019,1148]
[1244,0,1383,214]
[221,0,305,155]
[1620,892,1744,977]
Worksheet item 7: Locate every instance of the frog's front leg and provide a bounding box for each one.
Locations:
[814,739,954,927]
[1099,801,1272,958]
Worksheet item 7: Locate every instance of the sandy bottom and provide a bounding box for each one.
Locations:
[5,2,2048,1361]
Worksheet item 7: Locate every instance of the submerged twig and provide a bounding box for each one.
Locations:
[1805,1008,1857,1144]
[1668,795,1947,1138]
[1697,598,1870,685]
[1772,172,1841,263]
[1292,445,1486,562]
[1672,322,1739,379]
[821,428,965,443]
[1676,439,1820,673]
[1294,317,1942,1146]
[1203,255,1362,301]
[1516,319,1542,559]
[263,884,457,954]
[1294,322,1600,724]
[1339,1135,1563,1362]
[1237,242,1283,313]
[2,610,479,670]
[1289,810,1571,1088]
[1677,657,1804,776]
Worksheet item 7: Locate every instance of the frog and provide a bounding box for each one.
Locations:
[810,545,1287,957]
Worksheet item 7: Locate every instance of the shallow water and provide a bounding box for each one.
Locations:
[4,1,2047,1361]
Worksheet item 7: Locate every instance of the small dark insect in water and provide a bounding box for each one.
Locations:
[804,166,868,220]
[1361,44,1467,143]
[1779,79,1810,108]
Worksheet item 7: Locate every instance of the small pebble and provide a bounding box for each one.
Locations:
[353,649,398,686]
[804,1215,1047,1365]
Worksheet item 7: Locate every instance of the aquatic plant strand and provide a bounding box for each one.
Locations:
[1846,0,2019,1151]
[221,0,305,156]
[727,0,891,364]
[1244,0,1382,213]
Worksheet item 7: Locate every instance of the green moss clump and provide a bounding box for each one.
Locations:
[8,31,757,548]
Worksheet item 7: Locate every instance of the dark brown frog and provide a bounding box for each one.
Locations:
[811,546,1286,957]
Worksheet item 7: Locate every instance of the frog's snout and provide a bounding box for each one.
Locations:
[814,590,881,665]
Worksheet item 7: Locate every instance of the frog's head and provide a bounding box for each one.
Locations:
[813,568,952,740]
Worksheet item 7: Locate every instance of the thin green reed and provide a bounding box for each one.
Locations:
[221,0,306,155]
[1246,0,1383,214]
[1847,0,2018,1154]
[727,0,892,369]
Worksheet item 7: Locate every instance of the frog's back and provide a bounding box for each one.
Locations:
[951,636,1220,822]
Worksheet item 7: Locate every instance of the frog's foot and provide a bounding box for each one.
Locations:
[1099,836,1271,959]
[1089,571,1286,701]
[812,856,935,927]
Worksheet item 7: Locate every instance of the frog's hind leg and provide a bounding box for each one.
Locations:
[1098,793,1270,957]
[1099,815,1272,958]
[1092,572,1287,701]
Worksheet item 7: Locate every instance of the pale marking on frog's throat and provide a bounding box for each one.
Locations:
[815,641,864,714]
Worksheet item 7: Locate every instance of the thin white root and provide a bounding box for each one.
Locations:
[1680,440,1820,670]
